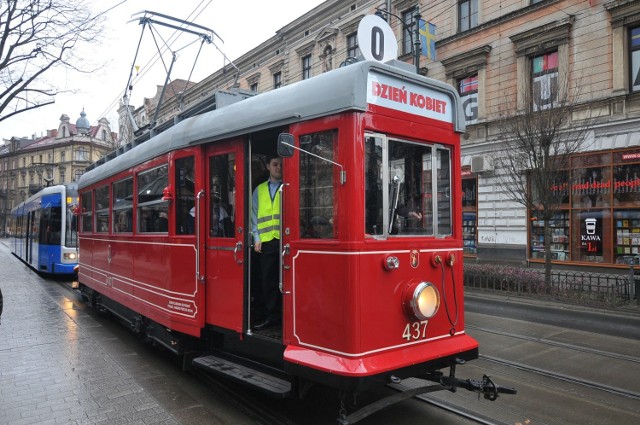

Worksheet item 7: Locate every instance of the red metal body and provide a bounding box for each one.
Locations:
[77,60,478,392]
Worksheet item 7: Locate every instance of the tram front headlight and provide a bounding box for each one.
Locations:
[403,281,439,321]
[64,252,77,260]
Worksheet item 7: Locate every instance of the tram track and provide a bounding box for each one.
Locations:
[413,395,512,425]
[388,377,513,425]
[478,354,640,401]
[467,325,640,401]
[468,325,640,364]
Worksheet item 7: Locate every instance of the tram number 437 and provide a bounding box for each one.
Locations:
[403,320,429,341]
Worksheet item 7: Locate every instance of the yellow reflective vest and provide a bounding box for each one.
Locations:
[256,181,281,242]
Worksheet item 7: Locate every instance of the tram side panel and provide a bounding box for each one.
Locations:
[289,251,358,354]
[131,240,201,335]
[80,236,202,337]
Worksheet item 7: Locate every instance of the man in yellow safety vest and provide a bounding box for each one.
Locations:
[251,154,282,329]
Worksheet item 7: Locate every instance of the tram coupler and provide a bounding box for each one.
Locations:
[440,374,517,400]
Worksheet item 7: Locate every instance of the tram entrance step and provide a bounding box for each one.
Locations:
[192,355,291,397]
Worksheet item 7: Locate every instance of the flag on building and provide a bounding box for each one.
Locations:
[419,19,437,61]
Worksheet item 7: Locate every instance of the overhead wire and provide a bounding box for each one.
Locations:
[95,0,213,124]
[101,1,464,127]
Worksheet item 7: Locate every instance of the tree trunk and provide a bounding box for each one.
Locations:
[544,222,552,287]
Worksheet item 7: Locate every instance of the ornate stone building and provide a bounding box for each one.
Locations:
[0,111,116,235]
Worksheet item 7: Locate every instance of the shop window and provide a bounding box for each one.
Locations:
[534,169,570,209]
[528,148,640,266]
[530,211,569,261]
[613,163,640,207]
[300,130,337,239]
[614,210,640,265]
[571,166,611,209]
[571,210,610,263]
[462,170,477,255]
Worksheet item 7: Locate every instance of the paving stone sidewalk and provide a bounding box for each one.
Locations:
[0,241,254,425]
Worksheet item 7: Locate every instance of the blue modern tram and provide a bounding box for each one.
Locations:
[9,184,79,275]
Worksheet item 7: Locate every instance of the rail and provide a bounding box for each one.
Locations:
[464,263,638,305]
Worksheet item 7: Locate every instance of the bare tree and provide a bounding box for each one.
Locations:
[0,0,104,123]
[492,70,596,284]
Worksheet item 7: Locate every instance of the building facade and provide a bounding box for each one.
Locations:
[0,111,117,235]
[122,0,640,270]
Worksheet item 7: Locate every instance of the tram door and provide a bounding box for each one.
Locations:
[27,210,37,266]
[204,142,245,333]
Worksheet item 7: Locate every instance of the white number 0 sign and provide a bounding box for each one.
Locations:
[357,15,398,64]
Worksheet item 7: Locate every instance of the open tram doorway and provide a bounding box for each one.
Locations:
[248,128,285,340]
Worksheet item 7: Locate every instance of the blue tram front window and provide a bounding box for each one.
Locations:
[365,134,452,238]
[39,205,61,245]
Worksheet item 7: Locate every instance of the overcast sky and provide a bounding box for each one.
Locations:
[0,0,326,141]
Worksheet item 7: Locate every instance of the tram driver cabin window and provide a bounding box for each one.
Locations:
[365,135,452,238]
[137,165,169,233]
[300,130,336,239]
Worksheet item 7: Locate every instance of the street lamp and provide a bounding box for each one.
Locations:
[375,7,421,74]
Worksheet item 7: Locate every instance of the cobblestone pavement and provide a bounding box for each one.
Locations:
[0,241,256,425]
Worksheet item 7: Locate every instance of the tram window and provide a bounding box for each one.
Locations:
[113,178,133,233]
[388,140,433,236]
[81,192,93,232]
[365,136,384,236]
[40,206,61,245]
[208,154,235,238]
[436,148,452,235]
[175,157,195,235]
[137,164,169,233]
[300,130,337,239]
[95,185,110,233]
[365,134,451,238]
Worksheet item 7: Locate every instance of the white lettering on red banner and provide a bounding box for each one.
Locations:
[367,72,453,123]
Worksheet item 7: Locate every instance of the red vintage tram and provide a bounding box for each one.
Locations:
[77,56,513,421]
